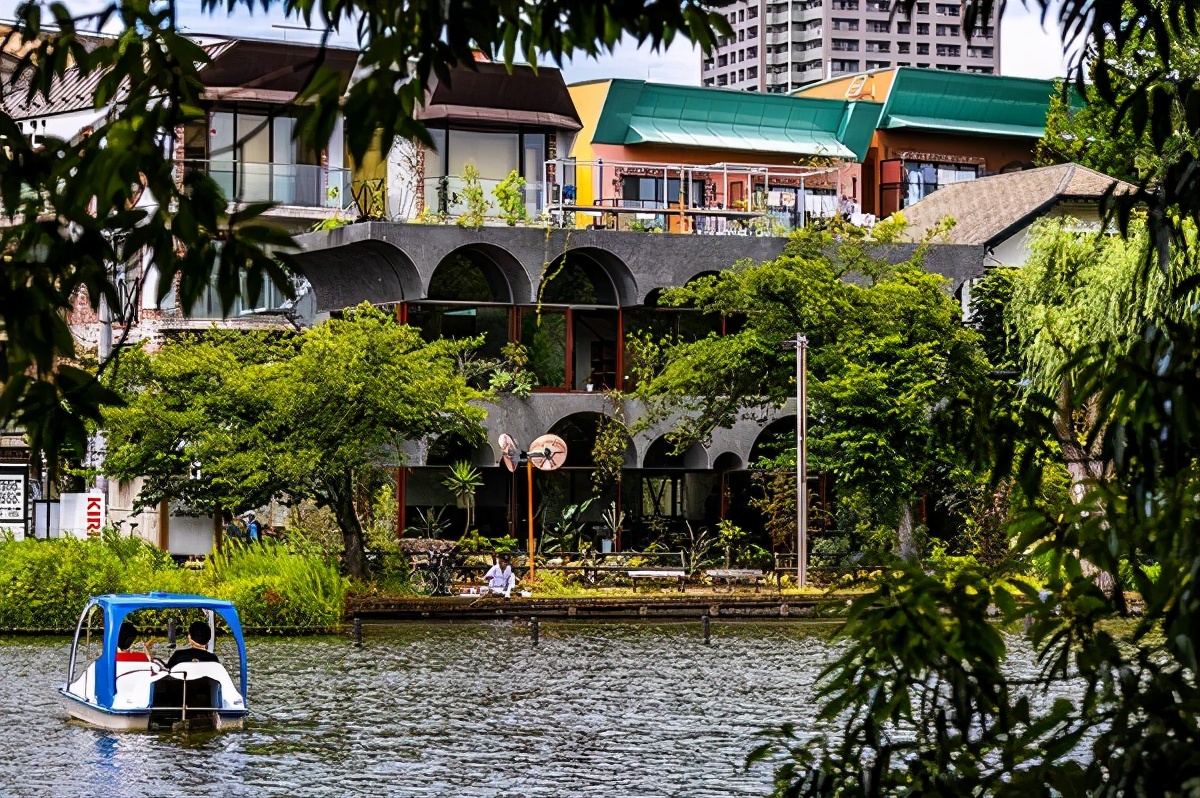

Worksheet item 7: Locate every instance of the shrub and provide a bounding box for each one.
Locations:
[0,536,346,631]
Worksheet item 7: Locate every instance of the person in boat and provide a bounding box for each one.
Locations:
[116,621,152,662]
[481,553,516,598]
[166,621,221,669]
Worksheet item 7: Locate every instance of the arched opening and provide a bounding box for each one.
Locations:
[750,417,797,467]
[292,239,420,313]
[525,412,634,550]
[408,245,523,361]
[632,436,716,546]
[402,432,505,542]
[521,249,634,392]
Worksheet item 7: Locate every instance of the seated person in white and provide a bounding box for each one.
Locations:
[481,553,516,598]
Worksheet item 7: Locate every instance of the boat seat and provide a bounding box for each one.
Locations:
[113,660,159,710]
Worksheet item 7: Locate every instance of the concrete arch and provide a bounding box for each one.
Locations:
[291,239,421,313]
[547,410,636,469]
[429,243,529,304]
[709,451,745,472]
[642,436,708,470]
[542,246,638,307]
[749,416,797,466]
[425,431,497,468]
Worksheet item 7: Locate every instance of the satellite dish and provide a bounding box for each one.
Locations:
[528,434,568,472]
[498,433,519,473]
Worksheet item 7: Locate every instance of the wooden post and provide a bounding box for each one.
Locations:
[353,616,362,647]
[702,614,711,644]
[213,509,223,553]
[157,499,170,551]
[531,616,539,645]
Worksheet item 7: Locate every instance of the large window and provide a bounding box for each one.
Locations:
[195,109,320,205]
[421,127,550,216]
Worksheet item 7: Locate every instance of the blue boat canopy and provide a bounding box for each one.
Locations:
[80,593,248,709]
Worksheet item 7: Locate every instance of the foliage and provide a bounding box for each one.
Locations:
[457,529,519,554]
[456,163,489,228]
[538,498,596,554]
[635,229,990,554]
[1007,219,1199,501]
[750,468,799,552]
[200,541,347,630]
[442,460,484,538]
[403,507,451,539]
[1036,11,1200,188]
[0,535,344,631]
[626,217,663,233]
[487,342,536,398]
[103,304,487,579]
[590,412,629,494]
[492,169,528,226]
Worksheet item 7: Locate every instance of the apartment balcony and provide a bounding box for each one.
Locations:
[183,160,352,212]
[424,175,545,219]
[766,31,792,45]
[767,49,792,66]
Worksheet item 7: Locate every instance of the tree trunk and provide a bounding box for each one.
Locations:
[329,473,369,581]
[897,501,920,562]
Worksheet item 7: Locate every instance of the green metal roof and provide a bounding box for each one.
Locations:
[878,68,1068,139]
[591,79,882,161]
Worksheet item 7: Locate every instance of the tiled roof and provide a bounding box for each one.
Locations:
[589,79,883,161]
[900,163,1137,246]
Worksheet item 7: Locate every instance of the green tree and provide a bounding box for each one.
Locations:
[1008,218,1199,505]
[633,231,990,558]
[1036,4,1200,187]
[103,304,487,579]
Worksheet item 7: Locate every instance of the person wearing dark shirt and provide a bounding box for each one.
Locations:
[166,621,220,669]
[116,621,152,663]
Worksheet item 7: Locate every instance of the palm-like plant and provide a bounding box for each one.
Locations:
[442,460,484,538]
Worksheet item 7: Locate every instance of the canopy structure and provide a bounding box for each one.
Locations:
[78,593,248,709]
[877,68,1078,140]
[590,79,882,161]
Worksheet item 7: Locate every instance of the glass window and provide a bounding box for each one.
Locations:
[521,309,568,389]
[447,130,519,181]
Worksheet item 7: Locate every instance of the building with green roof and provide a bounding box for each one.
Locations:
[794,67,1076,217]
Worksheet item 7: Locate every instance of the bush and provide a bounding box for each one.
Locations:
[0,535,346,631]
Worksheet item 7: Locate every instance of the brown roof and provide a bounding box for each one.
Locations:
[416,61,582,131]
[900,163,1138,247]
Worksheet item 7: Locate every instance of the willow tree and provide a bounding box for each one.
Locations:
[1009,218,1200,503]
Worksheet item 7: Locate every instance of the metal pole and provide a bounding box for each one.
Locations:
[796,333,808,588]
[527,457,536,583]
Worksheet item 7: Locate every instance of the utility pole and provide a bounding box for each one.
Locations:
[784,333,809,587]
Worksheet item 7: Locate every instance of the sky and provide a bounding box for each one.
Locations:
[0,0,1072,83]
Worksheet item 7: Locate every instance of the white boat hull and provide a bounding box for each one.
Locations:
[60,690,246,731]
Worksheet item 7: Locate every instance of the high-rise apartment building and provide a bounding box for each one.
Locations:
[701,0,999,93]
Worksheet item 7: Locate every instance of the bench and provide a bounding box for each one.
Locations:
[628,569,686,592]
[705,568,766,592]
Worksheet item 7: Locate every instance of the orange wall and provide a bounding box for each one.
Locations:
[794,70,898,103]
[863,130,1039,216]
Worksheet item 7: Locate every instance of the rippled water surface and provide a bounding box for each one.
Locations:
[0,621,846,798]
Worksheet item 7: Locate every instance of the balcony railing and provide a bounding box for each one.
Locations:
[182,160,351,210]
[423,175,545,219]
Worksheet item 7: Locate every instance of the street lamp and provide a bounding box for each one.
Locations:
[783,333,809,588]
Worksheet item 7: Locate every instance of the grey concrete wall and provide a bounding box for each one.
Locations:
[290,221,985,315]
[289,222,984,472]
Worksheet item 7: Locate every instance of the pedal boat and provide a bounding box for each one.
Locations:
[59,593,249,731]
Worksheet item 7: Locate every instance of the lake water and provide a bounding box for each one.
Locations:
[0,621,848,798]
